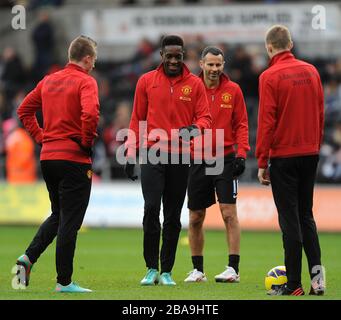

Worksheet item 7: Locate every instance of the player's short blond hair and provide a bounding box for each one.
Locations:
[265,25,292,50]
[68,35,97,62]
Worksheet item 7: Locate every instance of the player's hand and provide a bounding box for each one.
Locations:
[178,124,200,141]
[258,168,270,186]
[124,163,138,181]
[232,157,246,178]
[70,137,93,157]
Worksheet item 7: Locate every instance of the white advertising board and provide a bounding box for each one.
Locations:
[81,4,341,44]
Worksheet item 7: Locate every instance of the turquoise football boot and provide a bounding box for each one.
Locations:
[140,268,159,286]
[16,254,33,287]
[159,272,176,286]
[55,282,92,293]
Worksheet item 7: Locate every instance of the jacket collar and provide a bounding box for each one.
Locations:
[269,50,295,67]
[66,62,89,74]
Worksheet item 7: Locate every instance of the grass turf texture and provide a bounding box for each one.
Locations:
[0,226,340,300]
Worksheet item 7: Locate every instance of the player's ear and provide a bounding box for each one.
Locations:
[86,55,92,63]
[265,43,273,57]
[82,55,88,65]
[288,41,294,50]
[199,59,204,69]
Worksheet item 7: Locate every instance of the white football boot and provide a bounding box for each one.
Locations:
[184,269,207,282]
[214,266,240,283]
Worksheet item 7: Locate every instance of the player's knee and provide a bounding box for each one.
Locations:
[144,203,161,215]
[189,210,205,229]
[220,205,238,224]
[143,204,161,232]
[164,221,182,234]
[283,231,303,244]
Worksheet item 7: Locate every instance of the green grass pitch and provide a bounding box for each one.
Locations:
[0,226,340,300]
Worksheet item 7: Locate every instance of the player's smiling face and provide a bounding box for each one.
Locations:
[200,52,225,84]
[161,45,184,77]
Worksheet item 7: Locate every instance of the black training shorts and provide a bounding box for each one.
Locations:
[187,153,238,210]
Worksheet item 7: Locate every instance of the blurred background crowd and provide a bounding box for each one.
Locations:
[1,0,341,183]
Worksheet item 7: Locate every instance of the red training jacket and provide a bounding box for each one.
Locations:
[127,63,211,157]
[17,63,100,164]
[256,51,324,169]
[192,73,250,160]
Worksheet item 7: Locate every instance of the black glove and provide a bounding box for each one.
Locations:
[232,157,246,178]
[70,137,93,157]
[124,163,138,181]
[178,124,200,142]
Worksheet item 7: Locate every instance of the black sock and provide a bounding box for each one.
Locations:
[192,256,203,273]
[228,254,240,274]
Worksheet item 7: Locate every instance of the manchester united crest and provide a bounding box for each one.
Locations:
[180,85,192,101]
[181,85,192,95]
[222,92,232,103]
[221,92,232,108]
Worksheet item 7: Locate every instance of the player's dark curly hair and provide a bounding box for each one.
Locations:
[160,35,184,50]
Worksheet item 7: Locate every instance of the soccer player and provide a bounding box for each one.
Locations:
[256,25,325,296]
[16,36,99,293]
[184,46,249,283]
[125,35,211,286]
